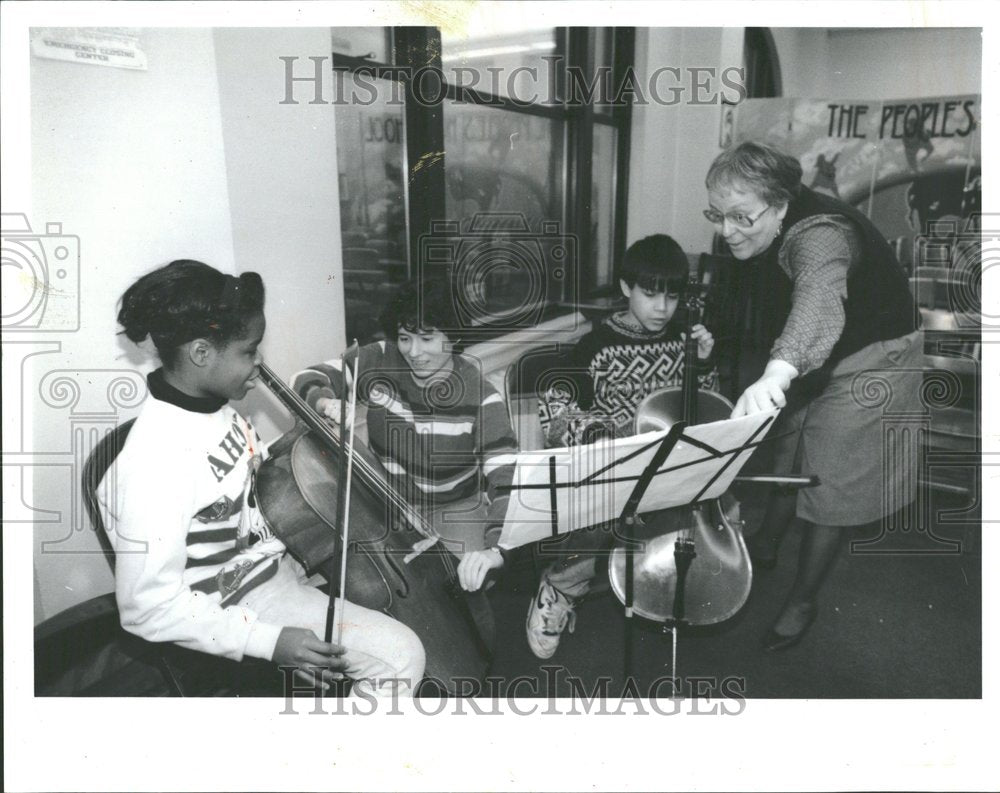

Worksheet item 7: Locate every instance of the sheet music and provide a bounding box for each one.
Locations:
[498,410,779,549]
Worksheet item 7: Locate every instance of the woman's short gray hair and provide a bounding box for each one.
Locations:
[706,141,803,206]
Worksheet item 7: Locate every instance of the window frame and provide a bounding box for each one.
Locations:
[329,25,634,313]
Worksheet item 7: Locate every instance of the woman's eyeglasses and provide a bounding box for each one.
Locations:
[703,204,771,229]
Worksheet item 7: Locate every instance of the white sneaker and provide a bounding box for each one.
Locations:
[526,581,577,659]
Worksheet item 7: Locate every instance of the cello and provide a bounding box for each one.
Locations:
[607,274,753,625]
[252,360,495,695]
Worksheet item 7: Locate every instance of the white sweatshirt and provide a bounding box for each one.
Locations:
[98,376,286,661]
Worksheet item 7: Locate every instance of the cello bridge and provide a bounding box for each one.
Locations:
[404,536,439,564]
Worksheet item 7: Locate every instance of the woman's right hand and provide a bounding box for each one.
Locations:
[730,359,798,417]
[272,626,348,690]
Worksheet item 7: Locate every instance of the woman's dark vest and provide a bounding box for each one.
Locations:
[755,185,918,372]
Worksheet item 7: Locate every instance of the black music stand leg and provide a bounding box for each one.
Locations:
[623,515,635,682]
[617,422,687,687]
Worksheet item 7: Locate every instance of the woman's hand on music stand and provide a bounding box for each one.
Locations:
[731,359,797,417]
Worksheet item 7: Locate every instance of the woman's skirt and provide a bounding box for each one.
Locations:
[771,330,926,526]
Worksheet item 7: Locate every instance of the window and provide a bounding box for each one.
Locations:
[440,25,559,105]
[743,28,781,99]
[333,73,407,342]
[330,26,634,342]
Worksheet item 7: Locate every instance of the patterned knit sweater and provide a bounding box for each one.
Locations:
[293,341,518,534]
[539,311,719,447]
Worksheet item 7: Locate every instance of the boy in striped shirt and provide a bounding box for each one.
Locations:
[293,277,517,588]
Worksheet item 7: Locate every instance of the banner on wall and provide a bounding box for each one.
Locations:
[30,28,147,71]
[731,95,981,270]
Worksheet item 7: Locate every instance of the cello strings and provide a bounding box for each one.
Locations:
[258,361,459,579]
[259,360,426,533]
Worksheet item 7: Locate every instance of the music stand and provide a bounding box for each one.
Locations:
[616,422,686,681]
[497,410,779,683]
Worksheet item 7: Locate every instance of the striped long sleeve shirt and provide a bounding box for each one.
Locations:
[293,341,518,535]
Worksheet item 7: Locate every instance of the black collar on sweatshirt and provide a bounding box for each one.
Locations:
[147,368,227,414]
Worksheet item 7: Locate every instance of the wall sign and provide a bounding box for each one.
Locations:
[731,95,980,205]
[31,28,147,71]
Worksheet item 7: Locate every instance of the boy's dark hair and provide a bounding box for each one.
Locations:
[617,234,688,293]
[117,260,265,366]
[379,275,461,344]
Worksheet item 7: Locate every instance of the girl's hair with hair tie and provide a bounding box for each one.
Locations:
[117,260,264,365]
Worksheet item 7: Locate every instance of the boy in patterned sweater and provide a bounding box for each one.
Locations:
[540,235,719,446]
[293,276,518,590]
[529,234,718,658]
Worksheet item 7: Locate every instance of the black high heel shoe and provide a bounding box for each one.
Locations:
[762,604,817,652]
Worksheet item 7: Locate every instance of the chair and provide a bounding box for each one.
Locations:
[911,266,955,283]
[34,591,177,696]
[80,419,136,572]
[341,229,367,248]
[910,264,980,323]
[342,246,379,272]
[920,332,979,500]
[35,420,282,696]
[503,345,628,592]
[911,277,937,310]
[504,345,577,452]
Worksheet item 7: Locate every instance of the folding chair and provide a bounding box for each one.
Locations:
[35,420,281,696]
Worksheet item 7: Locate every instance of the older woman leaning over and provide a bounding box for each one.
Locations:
[704,141,923,651]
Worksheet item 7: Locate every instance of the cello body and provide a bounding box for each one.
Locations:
[607,279,753,626]
[253,365,495,694]
[607,489,750,624]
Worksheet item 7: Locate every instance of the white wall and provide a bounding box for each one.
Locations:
[627,27,740,254]
[29,28,237,622]
[820,28,982,99]
[28,27,347,622]
[213,27,345,441]
[769,28,830,98]
[627,26,983,255]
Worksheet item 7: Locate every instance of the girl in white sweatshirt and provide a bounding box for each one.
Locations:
[100,259,424,696]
